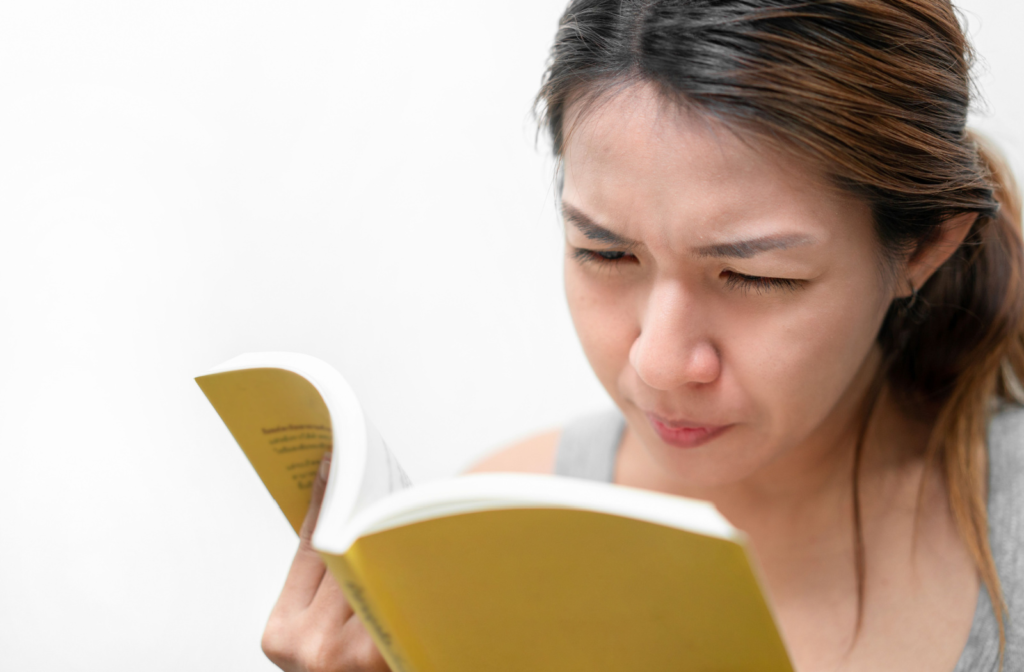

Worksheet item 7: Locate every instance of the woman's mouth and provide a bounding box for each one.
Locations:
[645,413,732,449]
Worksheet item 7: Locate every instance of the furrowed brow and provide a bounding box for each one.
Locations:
[562,203,637,248]
[693,234,814,259]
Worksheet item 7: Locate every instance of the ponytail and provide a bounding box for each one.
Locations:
[880,133,1023,660]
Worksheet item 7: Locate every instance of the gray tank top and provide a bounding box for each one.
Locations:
[554,406,1024,670]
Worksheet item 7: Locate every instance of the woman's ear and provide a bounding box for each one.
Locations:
[903,212,977,296]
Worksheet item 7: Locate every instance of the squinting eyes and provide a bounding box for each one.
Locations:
[572,248,636,265]
[720,270,802,294]
[571,247,804,294]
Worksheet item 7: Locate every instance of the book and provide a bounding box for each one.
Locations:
[196,352,795,672]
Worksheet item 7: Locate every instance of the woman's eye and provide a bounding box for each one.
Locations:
[721,270,802,293]
[572,248,636,265]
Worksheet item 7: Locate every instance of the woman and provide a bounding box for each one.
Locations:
[262,1,1023,670]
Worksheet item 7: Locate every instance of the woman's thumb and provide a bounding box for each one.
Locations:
[298,451,331,544]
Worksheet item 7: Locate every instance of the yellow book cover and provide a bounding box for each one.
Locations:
[197,352,794,672]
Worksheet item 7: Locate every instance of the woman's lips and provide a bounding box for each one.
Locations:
[646,413,732,449]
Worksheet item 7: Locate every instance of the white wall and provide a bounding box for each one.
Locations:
[0,2,1019,670]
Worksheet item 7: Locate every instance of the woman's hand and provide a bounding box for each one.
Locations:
[262,454,390,672]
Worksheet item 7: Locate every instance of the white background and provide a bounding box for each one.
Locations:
[0,2,1020,670]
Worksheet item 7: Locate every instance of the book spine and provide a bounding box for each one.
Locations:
[320,552,420,672]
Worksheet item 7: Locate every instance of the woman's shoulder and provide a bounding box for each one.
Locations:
[984,403,1024,663]
[466,408,626,480]
[986,403,1023,564]
[988,402,1024,510]
[465,428,561,474]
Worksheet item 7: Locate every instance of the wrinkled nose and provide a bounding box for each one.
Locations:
[628,279,721,391]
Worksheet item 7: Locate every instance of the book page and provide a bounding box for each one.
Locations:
[352,418,411,513]
[196,367,332,534]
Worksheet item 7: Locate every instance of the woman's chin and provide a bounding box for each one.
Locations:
[636,424,777,491]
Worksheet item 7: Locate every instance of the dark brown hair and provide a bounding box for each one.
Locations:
[537,0,1023,660]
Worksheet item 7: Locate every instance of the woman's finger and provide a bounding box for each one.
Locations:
[298,452,332,544]
[275,452,333,613]
[336,615,391,672]
[309,560,355,622]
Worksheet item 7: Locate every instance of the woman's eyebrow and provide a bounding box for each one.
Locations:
[692,234,815,259]
[563,202,814,258]
[562,203,638,247]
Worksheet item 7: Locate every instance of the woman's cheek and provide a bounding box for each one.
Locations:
[732,285,886,442]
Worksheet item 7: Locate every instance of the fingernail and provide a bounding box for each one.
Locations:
[318,452,332,479]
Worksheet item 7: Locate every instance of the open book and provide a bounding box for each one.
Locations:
[196,352,794,672]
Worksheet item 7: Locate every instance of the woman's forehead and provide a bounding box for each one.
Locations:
[561,84,866,247]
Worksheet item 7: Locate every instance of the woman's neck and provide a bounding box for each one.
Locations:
[615,349,970,671]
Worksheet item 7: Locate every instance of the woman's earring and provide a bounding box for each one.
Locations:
[905,283,918,310]
[895,282,927,324]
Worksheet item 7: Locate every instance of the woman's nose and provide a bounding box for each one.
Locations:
[628,279,721,391]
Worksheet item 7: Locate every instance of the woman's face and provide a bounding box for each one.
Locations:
[562,85,896,489]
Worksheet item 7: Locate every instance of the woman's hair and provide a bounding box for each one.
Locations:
[536,0,1024,658]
